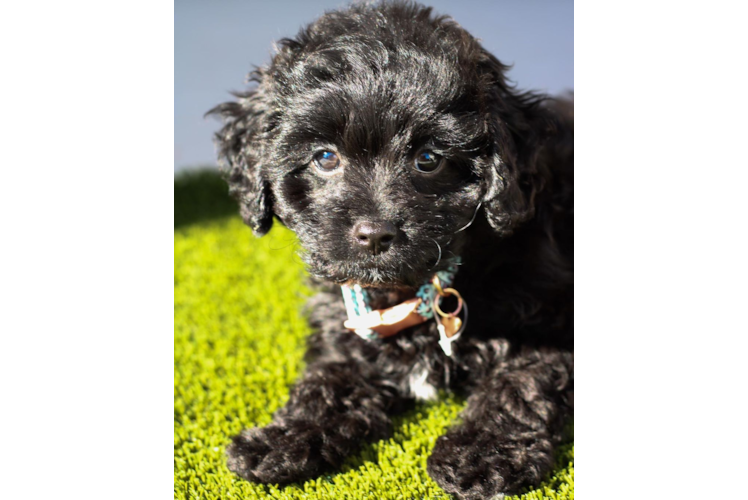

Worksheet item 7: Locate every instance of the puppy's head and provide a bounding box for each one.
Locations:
[209,1,544,288]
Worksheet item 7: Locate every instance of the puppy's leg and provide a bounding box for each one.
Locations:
[226,358,400,484]
[427,348,573,500]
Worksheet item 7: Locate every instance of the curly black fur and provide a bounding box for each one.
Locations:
[208,2,573,498]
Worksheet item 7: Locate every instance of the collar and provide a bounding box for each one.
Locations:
[340,258,467,356]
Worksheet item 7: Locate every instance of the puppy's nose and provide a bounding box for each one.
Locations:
[352,221,397,255]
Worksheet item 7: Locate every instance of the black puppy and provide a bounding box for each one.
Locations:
[209,1,573,498]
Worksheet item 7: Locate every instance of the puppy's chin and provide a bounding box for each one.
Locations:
[308,263,425,290]
[304,254,437,290]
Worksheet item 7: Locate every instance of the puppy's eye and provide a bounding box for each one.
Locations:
[312,150,341,174]
[414,151,443,173]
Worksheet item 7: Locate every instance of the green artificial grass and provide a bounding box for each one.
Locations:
[174,170,574,499]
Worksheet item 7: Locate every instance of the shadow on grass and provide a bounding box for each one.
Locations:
[175,168,238,228]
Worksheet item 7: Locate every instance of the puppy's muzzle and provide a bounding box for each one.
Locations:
[352,221,397,255]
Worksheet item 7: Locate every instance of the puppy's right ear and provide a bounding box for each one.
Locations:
[207,74,275,236]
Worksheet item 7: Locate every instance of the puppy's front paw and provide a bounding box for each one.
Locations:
[427,430,514,500]
[226,424,326,485]
[427,426,554,499]
[225,427,271,482]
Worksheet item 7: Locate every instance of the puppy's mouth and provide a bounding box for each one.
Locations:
[312,261,421,289]
[304,249,454,290]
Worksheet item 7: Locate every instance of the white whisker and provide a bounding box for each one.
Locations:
[428,238,442,270]
[455,202,482,233]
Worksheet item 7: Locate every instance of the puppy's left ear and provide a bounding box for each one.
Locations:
[478,51,552,236]
[207,73,275,236]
